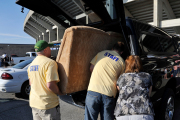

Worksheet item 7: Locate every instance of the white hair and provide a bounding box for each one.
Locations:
[35,49,44,55]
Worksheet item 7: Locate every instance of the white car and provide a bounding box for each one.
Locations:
[0,59,33,98]
[11,52,37,65]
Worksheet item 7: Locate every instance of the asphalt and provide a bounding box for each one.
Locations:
[0,92,89,120]
[0,99,32,120]
[1,92,180,120]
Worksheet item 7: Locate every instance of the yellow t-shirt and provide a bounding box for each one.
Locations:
[27,56,60,110]
[88,50,125,98]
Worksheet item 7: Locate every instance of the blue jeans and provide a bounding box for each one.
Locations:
[173,70,177,77]
[84,91,115,120]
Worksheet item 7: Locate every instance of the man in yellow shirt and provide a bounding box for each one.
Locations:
[27,40,62,120]
[84,42,125,120]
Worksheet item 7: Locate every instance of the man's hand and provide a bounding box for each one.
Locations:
[47,81,62,95]
[117,86,120,91]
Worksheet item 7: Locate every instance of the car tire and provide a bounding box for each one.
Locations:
[21,81,30,99]
[159,88,175,120]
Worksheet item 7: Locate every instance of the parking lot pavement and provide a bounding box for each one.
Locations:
[0,92,88,120]
[0,92,180,120]
[0,93,32,120]
[0,99,86,120]
[0,99,32,120]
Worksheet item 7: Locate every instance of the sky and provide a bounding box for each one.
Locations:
[0,1,35,44]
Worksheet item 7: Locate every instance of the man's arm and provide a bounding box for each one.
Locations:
[47,81,62,95]
[90,64,94,73]
[117,86,120,91]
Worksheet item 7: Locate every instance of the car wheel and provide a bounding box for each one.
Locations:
[21,81,30,99]
[160,88,175,120]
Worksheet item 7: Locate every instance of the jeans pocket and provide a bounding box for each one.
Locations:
[86,91,99,106]
[87,92,98,98]
[105,96,115,107]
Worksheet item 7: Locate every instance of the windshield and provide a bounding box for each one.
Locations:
[25,53,30,57]
[12,59,33,69]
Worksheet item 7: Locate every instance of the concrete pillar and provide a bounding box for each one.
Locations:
[86,15,89,24]
[47,17,65,42]
[49,30,56,42]
[153,0,162,27]
[39,35,43,40]
[42,33,49,42]
[57,26,65,41]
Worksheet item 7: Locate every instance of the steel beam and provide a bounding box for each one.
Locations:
[82,0,112,23]
[113,0,130,53]
[25,28,39,39]
[123,0,139,4]
[26,24,42,35]
[149,18,180,28]
[31,15,52,30]
[162,0,180,33]
[16,0,79,28]
[47,17,61,27]
[28,20,46,33]
[161,19,180,28]
[124,6,133,17]
[24,30,37,40]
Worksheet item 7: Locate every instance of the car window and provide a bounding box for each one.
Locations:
[128,19,177,55]
[139,33,175,53]
[32,53,36,56]
[25,53,30,57]
[12,59,33,69]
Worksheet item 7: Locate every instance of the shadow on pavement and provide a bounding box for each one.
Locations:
[0,99,32,120]
[15,93,29,100]
[0,98,14,103]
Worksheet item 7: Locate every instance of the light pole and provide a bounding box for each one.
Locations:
[7,45,10,66]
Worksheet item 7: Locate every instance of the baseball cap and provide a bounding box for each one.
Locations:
[34,40,54,52]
